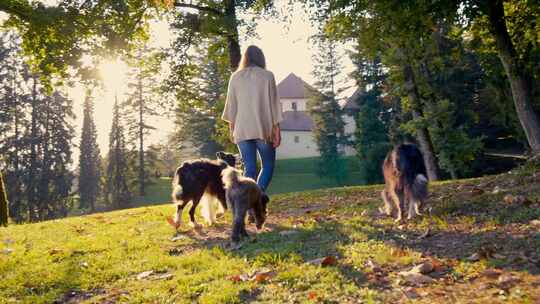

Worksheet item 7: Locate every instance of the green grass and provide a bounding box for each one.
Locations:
[130,157,367,206]
[2,165,540,303]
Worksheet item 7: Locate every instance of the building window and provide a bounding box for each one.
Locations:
[294,136,300,143]
[292,102,297,111]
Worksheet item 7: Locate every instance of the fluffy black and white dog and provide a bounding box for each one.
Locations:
[221,166,267,243]
[171,152,237,228]
[171,151,268,228]
[381,144,429,222]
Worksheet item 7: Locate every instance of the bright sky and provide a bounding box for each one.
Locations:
[2,1,355,162]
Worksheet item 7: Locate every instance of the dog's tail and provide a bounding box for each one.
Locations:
[412,174,428,202]
[200,193,217,225]
[221,166,241,189]
[171,166,184,203]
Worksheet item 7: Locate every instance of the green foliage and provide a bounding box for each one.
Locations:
[308,36,349,184]
[354,91,391,184]
[79,90,101,211]
[105,99,131,208]
[123,45,163,196]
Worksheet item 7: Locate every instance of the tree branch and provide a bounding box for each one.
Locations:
[174,1,223,15]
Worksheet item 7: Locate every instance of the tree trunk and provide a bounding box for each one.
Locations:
[0,172,8,226]
[28,76,38,221]
[138,74,145,196]
[403,64,441,181]
[485,0,540,153]
[225,0,241,70]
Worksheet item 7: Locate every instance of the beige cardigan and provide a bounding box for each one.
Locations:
[221,66,283,144]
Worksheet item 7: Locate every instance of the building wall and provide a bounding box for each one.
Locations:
[280,98,308,112]
[276,131,320,159]
[342,113,357,156]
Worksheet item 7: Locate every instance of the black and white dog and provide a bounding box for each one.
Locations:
[381,144,429,222]
[171,151,268,228]
[171,152,237,228]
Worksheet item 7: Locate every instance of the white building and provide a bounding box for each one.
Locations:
[276,73,360,159]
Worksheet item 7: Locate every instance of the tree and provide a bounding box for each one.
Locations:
[123,47,162,196]
[307,35,348,184]
[478,0,540,153]
[79,90,101,211]
[105,98,131,208]
[0,170,8,226]
[351,56,392,184]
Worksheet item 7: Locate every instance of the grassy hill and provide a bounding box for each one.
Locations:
[1,161,540,303]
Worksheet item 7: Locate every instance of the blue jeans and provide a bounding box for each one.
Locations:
[237,139,276,192]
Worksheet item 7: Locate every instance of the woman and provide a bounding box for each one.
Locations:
[221,45,283,192]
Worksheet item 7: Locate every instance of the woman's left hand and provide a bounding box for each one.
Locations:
[272,125,281,148]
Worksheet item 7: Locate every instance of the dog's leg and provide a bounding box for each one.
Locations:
[407,197,416,220]
[231,197,248,243]
[389,189,404,223]
[380,189,394,216]
[200,193,216,226]
[188,194,203,228]
[414,200,423,216]
[174,200,189,226]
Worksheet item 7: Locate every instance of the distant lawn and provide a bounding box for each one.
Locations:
[267,156,365,195]
[129,157,366,206]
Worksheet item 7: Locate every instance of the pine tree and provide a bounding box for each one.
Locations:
[307,35,349,184]
[0,168,8,226]
[351,56,392,184]
[79,90,101,210]
[123,48,161,196]
[105,97,131,208]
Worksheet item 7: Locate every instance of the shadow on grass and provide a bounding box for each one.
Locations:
[166,219,370,302]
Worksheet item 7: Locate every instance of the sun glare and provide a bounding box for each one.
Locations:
[99,59,129,96]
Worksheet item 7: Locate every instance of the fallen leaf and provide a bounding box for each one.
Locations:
[49,248,63,255]
[482,268,503,279]
[170,235,186,242]
[166,217,180,229]
[497,273,521,289]
[152,273,173,280]
[308,291,318,300]
[137,270,154,280]
[252,272,274,283]
[307,256,337,267]
[471,188,484,196]
[399,272,434,285]
[80,262,89,268]
[402,287,420,299]
[410,261,434,274]
[365,260,382,273]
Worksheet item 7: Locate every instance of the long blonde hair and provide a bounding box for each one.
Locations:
[237,45,266,71]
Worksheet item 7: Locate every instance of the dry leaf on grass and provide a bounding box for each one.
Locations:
[136,270,154,280]
[227,269,275,284]
[49,248,63,255]
[399,272,434,285]
[481,268,503,279]
[410,261,434,274]
[470,188,485,196]
[166,217,180,229]
[307,256,337,267]
[365,260,382,273]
